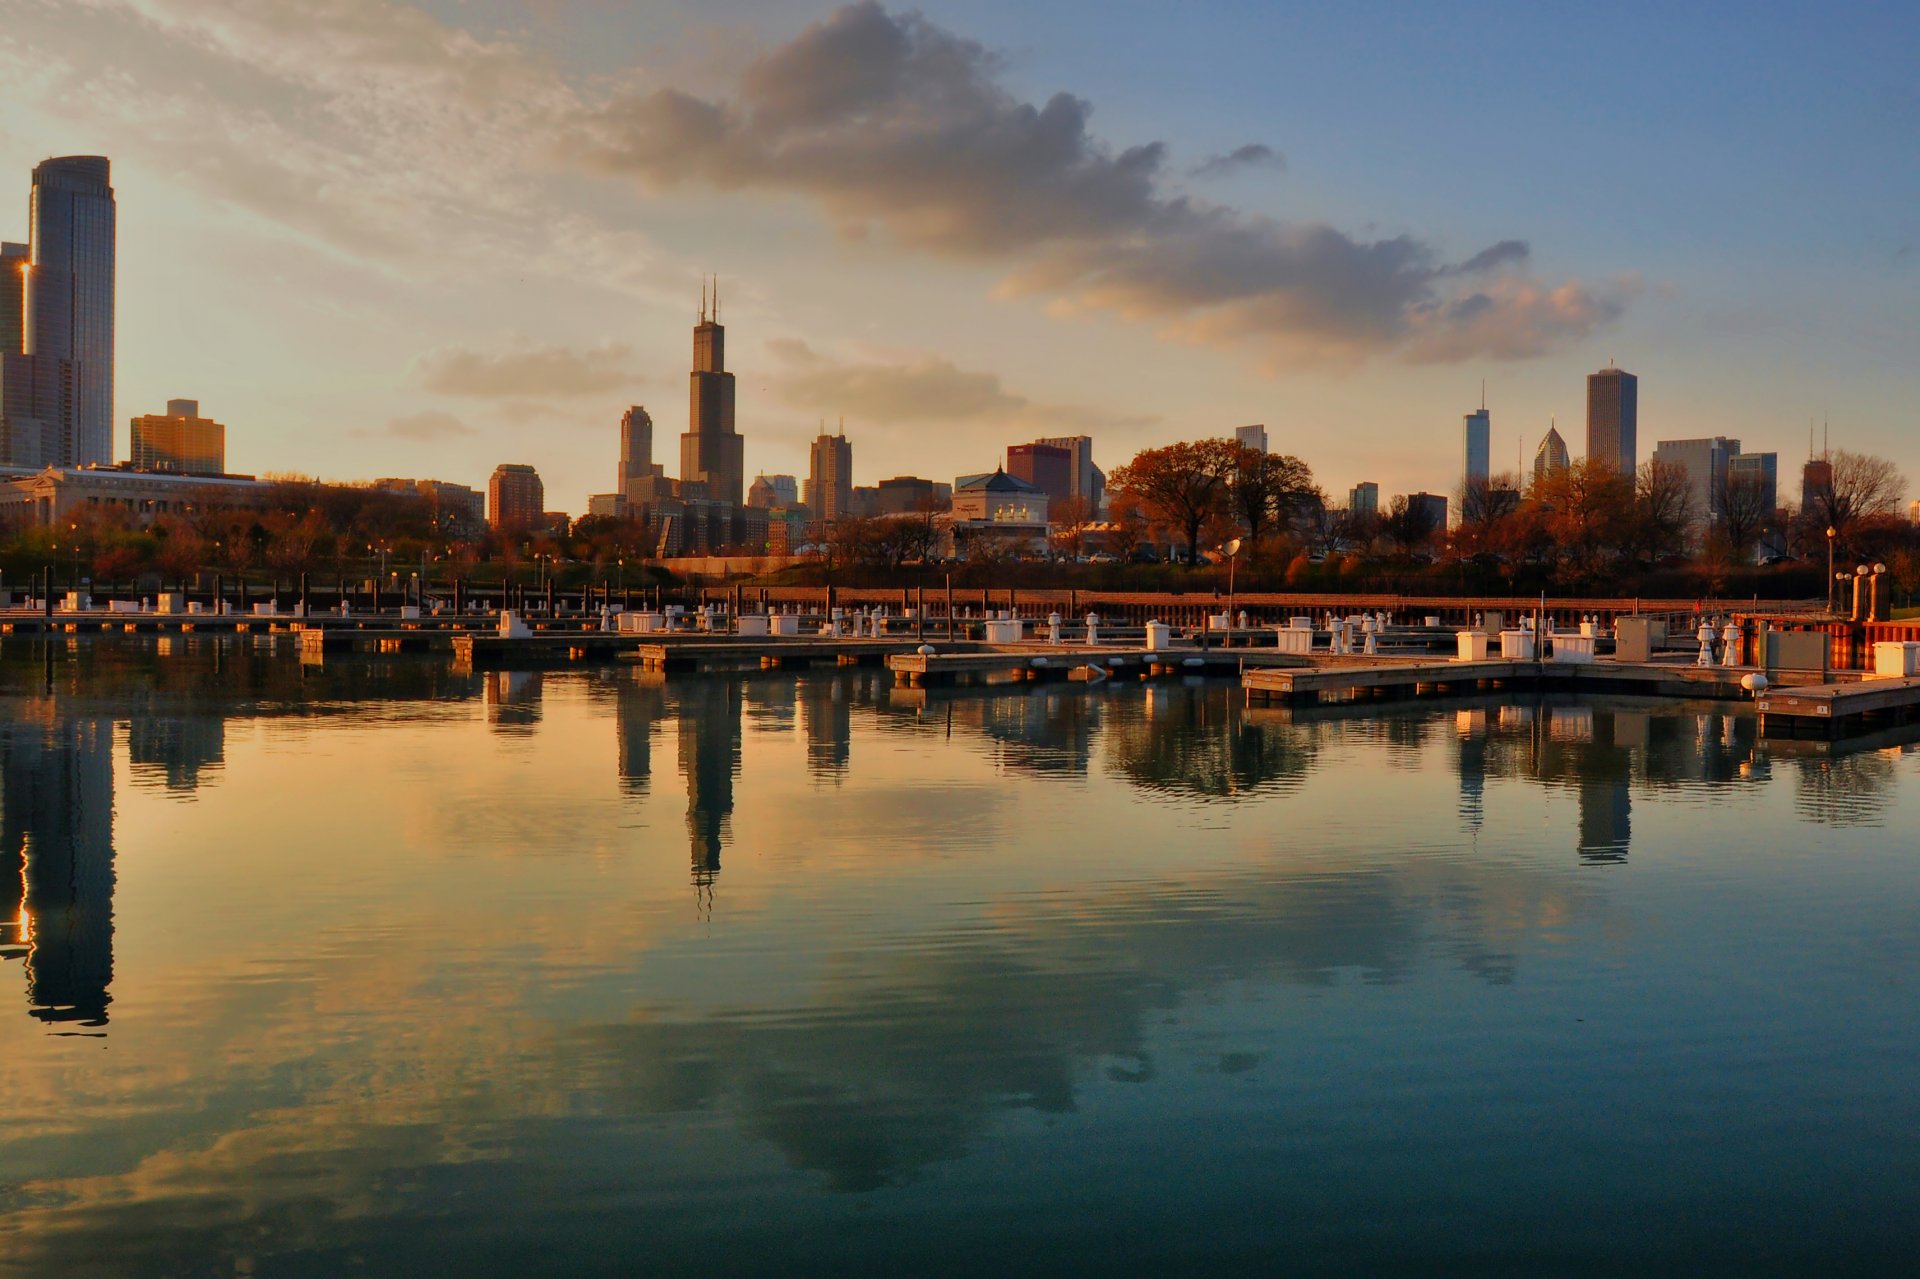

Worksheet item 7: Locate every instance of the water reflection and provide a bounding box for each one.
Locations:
[679,678,740,903]
[4,637,1920,1275]
[0,710,115,1028]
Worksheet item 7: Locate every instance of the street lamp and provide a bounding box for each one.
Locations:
[1826,526,1837,613]
[1221,537,1242,648]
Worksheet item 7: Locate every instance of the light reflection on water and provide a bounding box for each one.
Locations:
[2,636,1920,1276]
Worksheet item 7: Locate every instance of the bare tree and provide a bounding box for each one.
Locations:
[1631,458,1697,562]
[1804,449,1907,533]
[1715,470,1776,562]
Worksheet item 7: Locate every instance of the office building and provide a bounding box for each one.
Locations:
[806,429,852,524]
[1035,435,1104,514]
[1007,441,1073,511]
[15,158,117,466]
[1406,492,1449,530]
[130,399,225,474]
[1348,481,1379,517]
[0,242,23,353]
[747,473,798,508]
[1533,424,1571,482]
[1651,436,1740,533]
[680,284,743,507]
[1586,364,1637,476]
[488,463,544,530]
[1728,451,1779,516]
[873,475,948,515]
[1235,424,1268,453]
[618,406,657,501]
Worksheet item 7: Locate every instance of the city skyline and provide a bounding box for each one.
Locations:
[0,2,1914,514]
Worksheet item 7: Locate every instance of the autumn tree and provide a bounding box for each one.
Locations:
[1532,460,1633,581]
[1107,439,1237,565]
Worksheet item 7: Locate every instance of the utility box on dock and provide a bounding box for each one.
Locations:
[1765,630,1829,677]
[1872,642,1920,678]
[1614,617,1666,662]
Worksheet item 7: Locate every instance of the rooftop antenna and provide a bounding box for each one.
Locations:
[1480,378,1486,411]
[713,276,720,323]
[699,275,708,323]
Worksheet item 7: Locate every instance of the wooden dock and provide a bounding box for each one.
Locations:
[1756,675,1920,738]
[887,645,1314,686]
[1241,657,1769,706]
[628,638,928,672]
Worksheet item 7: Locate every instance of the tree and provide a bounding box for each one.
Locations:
[1803,450,1907,534]
[1380,495,1441,557]
[1107,439,1237,565]
[1630,458,1697,563]
[1106,493,1148,562]
[1226,447,1316,552]
[1715,470,1776,563]
[1050,494,1094,559]
[1532,460,1633,581]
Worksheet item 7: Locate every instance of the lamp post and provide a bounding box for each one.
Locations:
[1222,537,1242,648]
[1826,526,1837,613]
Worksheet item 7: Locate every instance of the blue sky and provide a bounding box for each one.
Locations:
[2,0,1913,511]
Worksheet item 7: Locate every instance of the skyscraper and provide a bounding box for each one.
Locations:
[618,406,655,501]
[24,157,117,465]
[1460,405,1491,528]
[0,242,24,353]
[1348,481,1379,517]
[1235,424,1268,453]
[1533,424,1571,482]
[1586,364,1637,477]
[807,429,852,523]
[488,463,544,530]
[680,283,742,507]
[1463,408,1490,484]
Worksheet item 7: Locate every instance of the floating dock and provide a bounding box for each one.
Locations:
[1755,675,1920,738]
[1242,657,1778,707]
[887,645,1313,687]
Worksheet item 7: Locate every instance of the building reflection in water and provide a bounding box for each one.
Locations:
[800,675,852,780]
[485,671,543,731]
[678,680,743,907]
[0,715,116,1029]
[614,673,667,796]
[126,716,225,794]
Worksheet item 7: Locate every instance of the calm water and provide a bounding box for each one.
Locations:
[3,636,1920,1277]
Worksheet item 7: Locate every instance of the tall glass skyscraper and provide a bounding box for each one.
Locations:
[24,156,116,466]
[1586,364,1637,477]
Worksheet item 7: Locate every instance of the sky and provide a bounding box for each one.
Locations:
[2,0,1915,514]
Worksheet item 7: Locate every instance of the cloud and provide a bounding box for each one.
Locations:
[765,339,1155,433]
[381,410,475,440]
[767,338,1025,421]
[412,342,649,398]
[1188,143,1285,180]
[571,2,1627,364]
